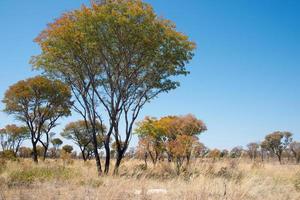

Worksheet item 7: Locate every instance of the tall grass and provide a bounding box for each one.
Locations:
[0,158,299,200]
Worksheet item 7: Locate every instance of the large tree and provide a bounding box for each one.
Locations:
[0,124,30,155]
[2,76,72,163]
[32,0,195,174]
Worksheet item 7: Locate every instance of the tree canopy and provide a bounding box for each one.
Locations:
[2,76,72,162]
[0,124,30,155]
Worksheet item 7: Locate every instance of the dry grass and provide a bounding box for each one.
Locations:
[0,158,300,200]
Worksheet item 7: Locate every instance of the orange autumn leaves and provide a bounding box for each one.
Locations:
[135,114,207,168]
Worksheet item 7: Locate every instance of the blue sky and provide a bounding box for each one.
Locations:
[0,0,299,150]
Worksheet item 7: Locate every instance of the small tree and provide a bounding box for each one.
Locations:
[220,149,229,158]
[208,149,221,161]
[135,117,164,165]
[263,131,293,164]
[2,76,72,163]
[247,142,259,161]
[62,145,73,154]
[51,138,63,150]
[0,124,30,155]
[61,120,106,161]
[230,146,243,158]
[290,142,300,164]
[19,147,32,158]
[51,138,63,158]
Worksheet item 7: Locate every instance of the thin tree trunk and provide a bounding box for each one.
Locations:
[104,143,110,174]
[81,149,87,161]
[42,146,47,161]
[277,154,282,164]
[114,151,123,175]
[92,136,102,176]
[32,142,38,163]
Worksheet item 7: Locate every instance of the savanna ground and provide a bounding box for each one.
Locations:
[1,158,300,200]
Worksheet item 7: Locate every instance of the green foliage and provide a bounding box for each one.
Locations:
[7,166,74,187]
[3,76,72,120]
[135,114,206,170]
[32,0,196,171]
[262,131,293,163]
[51,138,63,148]
[2,76,73,162]
[0,150,17,160]
[0,125,30,154]
[62,145,73,154]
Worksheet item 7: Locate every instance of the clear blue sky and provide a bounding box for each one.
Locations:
[0,0,299,150]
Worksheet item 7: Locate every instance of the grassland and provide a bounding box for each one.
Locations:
[0,158,300,200]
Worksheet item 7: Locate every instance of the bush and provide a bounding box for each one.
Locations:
[0,150,17,160]
[0,159,7,174]
[7,166,74,187]
[215,166,244,183]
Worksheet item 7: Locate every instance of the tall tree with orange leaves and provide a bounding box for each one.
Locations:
[32,0,195,174]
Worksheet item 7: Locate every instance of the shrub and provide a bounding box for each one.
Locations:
[7,166,74,187]
[0,150,17,160]
[0,159,7,174]
[215,166,244,183]
[61,150,74,165]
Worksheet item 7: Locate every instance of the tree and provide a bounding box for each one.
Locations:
[0,124,30,155]
[262,131,293,164]
[51,138,63,149]
[51,138,63,157]
[32,0,195,174]
[135,114,206,172]
[220,149,229,158]
[135,117,164,165]
[289,142,300,164]
[19,147,32,158]
[230,146,243,158]
[247,142,259,161]
[61,120,106,161]
[194,142,209,158]
[208,149,221,161]
[62,145,73,154]
[260,141,268,162]
[39,131,55,160]
[167,134,199,174]
[2,76,72,163]
[160,115,207,164]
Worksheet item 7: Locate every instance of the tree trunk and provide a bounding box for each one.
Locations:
[81,149,87,161]
[42,146,47,161]
[186,153,191,166]
[114,153,122,175]
[104,143,110,174]
[277,154,282,164]
[32,142,38,163]
[92,137,102,176]
[40,141,48,161]
[144,153,148,168]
